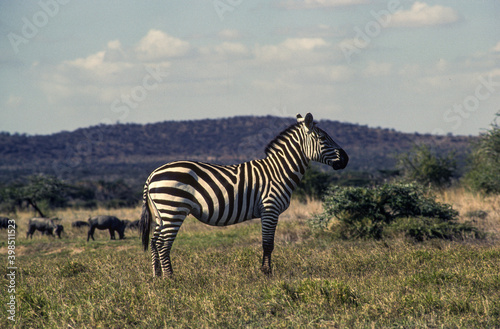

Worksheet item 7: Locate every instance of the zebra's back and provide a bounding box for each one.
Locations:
[146,160,266,226]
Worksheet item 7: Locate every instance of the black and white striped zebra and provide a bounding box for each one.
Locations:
[140,113,348,277]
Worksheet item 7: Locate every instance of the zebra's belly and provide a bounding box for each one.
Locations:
[191,192,262,226]
[192,210,258,226]
[149,182,262,226]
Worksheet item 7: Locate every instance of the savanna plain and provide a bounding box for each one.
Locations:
[1,189,500,328]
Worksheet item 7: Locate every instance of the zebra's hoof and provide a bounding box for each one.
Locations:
[260,265,272,276]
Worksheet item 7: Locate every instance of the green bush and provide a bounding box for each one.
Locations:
[463,112,500,194]
[294,166,335,202]
[390,217,481,242]
[397,144,457,189]
[312,183,480,240]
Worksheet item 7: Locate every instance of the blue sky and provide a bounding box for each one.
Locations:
[1,0,499,136]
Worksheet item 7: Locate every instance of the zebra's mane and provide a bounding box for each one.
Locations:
[264,123,302,156]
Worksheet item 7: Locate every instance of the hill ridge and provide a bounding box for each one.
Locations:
[0,116,473,186]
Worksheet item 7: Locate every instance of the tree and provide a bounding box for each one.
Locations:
[0,175,68,216]
[397,144,457,189]
[294,166,334,202]
[463,112,500,194]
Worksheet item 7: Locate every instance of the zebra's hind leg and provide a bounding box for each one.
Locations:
[150,225,162,277]
[155,218,184,277]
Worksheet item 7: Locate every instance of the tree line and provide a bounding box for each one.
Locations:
[0,176,141,216]
[0,116,472,185]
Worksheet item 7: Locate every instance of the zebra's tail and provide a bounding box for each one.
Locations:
[140,182,151,252]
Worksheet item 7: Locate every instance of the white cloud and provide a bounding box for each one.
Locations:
[281,38,328,51]
[492,41,500,53]
[60,40,133,80]
[104,40,129,62]
[214,42,249,56]
[254,37,328,62]
[251,63,353,97]
[68,50,106,71]
[391,2,460,27]
[135,29,190,61]
[37,38,161,106]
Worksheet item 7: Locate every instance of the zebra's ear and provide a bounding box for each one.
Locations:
[296,113,304,122]
[304,113,314,130]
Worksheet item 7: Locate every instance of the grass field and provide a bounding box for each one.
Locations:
[1,190,500,328]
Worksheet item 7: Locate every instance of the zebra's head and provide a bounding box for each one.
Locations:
[297,113,349,170]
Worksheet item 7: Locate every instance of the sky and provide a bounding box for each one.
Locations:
[1,0,499,136]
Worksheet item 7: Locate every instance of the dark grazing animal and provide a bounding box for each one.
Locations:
[1,217,16,229]
[140,113,348,277]
[56,224,64,238]
[126,219,140,230]
[72,220,90,228]
[26,217,63,238]
[87,215,126,241]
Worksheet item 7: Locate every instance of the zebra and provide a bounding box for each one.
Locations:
[140,113,348,277]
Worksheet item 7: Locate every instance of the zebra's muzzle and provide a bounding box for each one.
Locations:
[331,149,348,170]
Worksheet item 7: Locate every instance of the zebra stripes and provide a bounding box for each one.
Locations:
[140,113,348,277]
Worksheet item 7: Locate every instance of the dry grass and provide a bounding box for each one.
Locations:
[282,197,323,221]
[437,188,500,236]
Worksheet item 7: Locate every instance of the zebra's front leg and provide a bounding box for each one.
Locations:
[261,216,278,275]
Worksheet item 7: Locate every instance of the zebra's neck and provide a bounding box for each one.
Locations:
[262,126,310,192]
[263,151,309,185]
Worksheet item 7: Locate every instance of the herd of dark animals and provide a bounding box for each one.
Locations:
[0,215,140,241]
